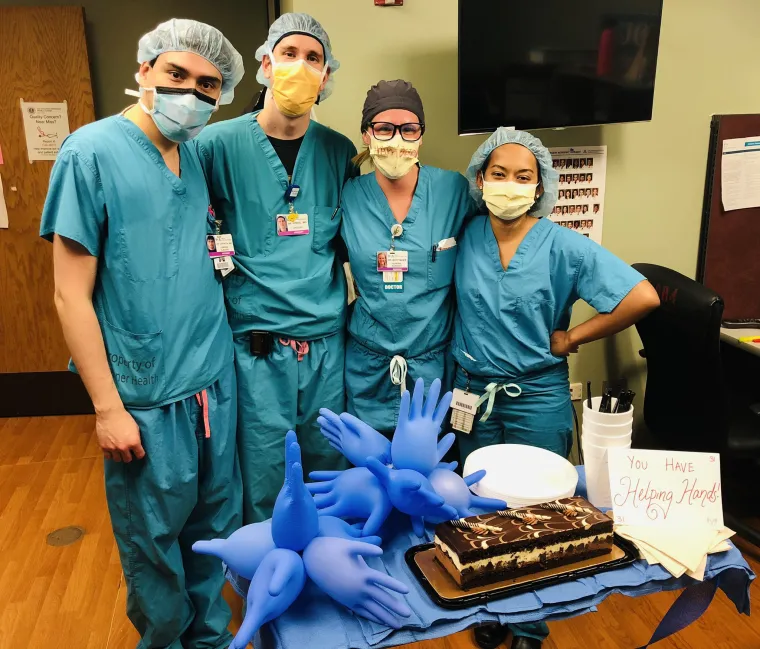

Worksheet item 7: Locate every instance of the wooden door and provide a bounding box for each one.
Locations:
[0,6,95,414]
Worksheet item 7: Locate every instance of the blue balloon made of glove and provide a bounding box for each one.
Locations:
[426,468,506,522]
[318,409,392,467]
[192,518,276,580]
[365,457,457,522]
[272,431,319,552]
[230,548,306,649]
[302,536,412,629]
[391,378,455,476]
[307,466,394,537]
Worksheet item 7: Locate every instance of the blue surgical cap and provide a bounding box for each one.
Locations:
[467,128,559,218]
[255,13,339,102]
[138,19,244,105]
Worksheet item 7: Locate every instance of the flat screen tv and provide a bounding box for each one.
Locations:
[458,0,664,135]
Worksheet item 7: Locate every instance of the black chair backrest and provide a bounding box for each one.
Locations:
[632,263,728,452]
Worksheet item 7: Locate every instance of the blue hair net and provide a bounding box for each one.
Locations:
[466,128,559,218]
[138,19,244,105]
[255,13,339,102]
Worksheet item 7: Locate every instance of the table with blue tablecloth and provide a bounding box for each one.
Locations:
[228,468,755,649]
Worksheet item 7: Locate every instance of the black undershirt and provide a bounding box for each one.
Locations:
[268,135,304,177]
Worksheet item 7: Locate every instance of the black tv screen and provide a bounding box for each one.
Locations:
[458,0,664,134]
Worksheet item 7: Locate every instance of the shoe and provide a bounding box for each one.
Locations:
[511,636,543,649]
[473,623,509,649]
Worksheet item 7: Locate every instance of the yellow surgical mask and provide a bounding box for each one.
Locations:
[269,51,326,117]
[369,134,420,180]
[482,181,538,220]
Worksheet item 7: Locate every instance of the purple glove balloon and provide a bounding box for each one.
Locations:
[230,548,306,649]
[391,378,454,475]
[307,467,393,537]
[426,468,506,521]
[365,457,457,522]
[318,515,382,546]
[318,409,392,467]
[272,431,319,552]
[303,537,412,629]
[192,519,275,580]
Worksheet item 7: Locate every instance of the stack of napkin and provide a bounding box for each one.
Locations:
[615,525,735,580]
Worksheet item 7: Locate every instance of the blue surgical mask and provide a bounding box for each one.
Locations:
[137,86,218,143]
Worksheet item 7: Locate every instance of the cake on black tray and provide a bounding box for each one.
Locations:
[433,496,614,589]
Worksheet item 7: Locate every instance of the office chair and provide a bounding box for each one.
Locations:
[633,263,760,548]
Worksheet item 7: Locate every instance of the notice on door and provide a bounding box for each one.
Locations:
[20,100,70,162]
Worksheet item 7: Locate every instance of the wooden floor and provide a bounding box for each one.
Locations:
[0,416,758,649]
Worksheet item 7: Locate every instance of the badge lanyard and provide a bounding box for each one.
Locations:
[380,223,406,292]
[207,206,235,276]
[277,184,309,236]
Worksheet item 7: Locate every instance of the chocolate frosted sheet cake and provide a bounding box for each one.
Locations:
[433,496,614,589]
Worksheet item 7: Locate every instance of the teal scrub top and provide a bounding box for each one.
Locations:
[40,115,233,409]
[195,113,358,339]
[453,216,645,379]
[341,167,474,357]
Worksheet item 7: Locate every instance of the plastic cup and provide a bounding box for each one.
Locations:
[583,430,632,448]
[583,396,634,425]
[582,417,633,438]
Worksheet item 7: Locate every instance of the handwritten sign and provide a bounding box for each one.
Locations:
[607,448,723,529]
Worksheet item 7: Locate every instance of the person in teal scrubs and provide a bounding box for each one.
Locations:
[40,20,244,649]
[341,80,475,434]
[455,129,660,649]
[196,13,357,524]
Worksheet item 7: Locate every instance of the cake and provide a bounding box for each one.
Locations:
[433,496,614,589]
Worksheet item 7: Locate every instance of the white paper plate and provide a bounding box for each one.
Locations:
[463,444,578,506]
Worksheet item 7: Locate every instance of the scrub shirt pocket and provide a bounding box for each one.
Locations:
[510,297,555,351]
[102,319,166,408]
[428,246,457,290]
[311,205,341,252]
[118,213,179,283]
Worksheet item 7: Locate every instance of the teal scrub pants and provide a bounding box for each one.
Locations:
[455,364,573,642]
[105,364,241,649]
[235,330,348,524]
[345,337,454,435]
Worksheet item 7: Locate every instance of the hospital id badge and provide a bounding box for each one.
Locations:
[207,234,235,258]
[450,388,479,434]
[277,212,309,236]
[214,256,234,277]
[377,250,408,272]
[383,271,404,293]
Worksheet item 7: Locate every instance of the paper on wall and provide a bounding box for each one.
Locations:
[20,100,70,162]
[721,137,760,211]
[548,146,607,245]
[0,176,8,229]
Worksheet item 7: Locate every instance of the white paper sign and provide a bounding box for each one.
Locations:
[607,448,723,529]
[20,100,70,162]
[721,137,760,212]
[0,177,8,229]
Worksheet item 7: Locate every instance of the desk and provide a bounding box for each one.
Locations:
[720,327,760,357]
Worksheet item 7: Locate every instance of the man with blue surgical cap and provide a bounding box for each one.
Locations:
[40,19,244,649]
[454,128,660,649]
[196,13,357,525]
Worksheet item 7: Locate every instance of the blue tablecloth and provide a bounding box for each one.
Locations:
[230,468,755,649]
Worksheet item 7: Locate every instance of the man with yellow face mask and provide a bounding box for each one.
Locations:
[196,13,357,525]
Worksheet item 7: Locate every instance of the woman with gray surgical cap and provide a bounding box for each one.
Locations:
[39,18,245,649]
[339,80,476,437]
[453,128,660,649]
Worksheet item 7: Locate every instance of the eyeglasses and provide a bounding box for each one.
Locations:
[369,121,425,142]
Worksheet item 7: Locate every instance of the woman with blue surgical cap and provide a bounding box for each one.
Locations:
[196,13,357,525]
[40,19,244,649]
[455,129,659,649]
[341,80,476,435]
